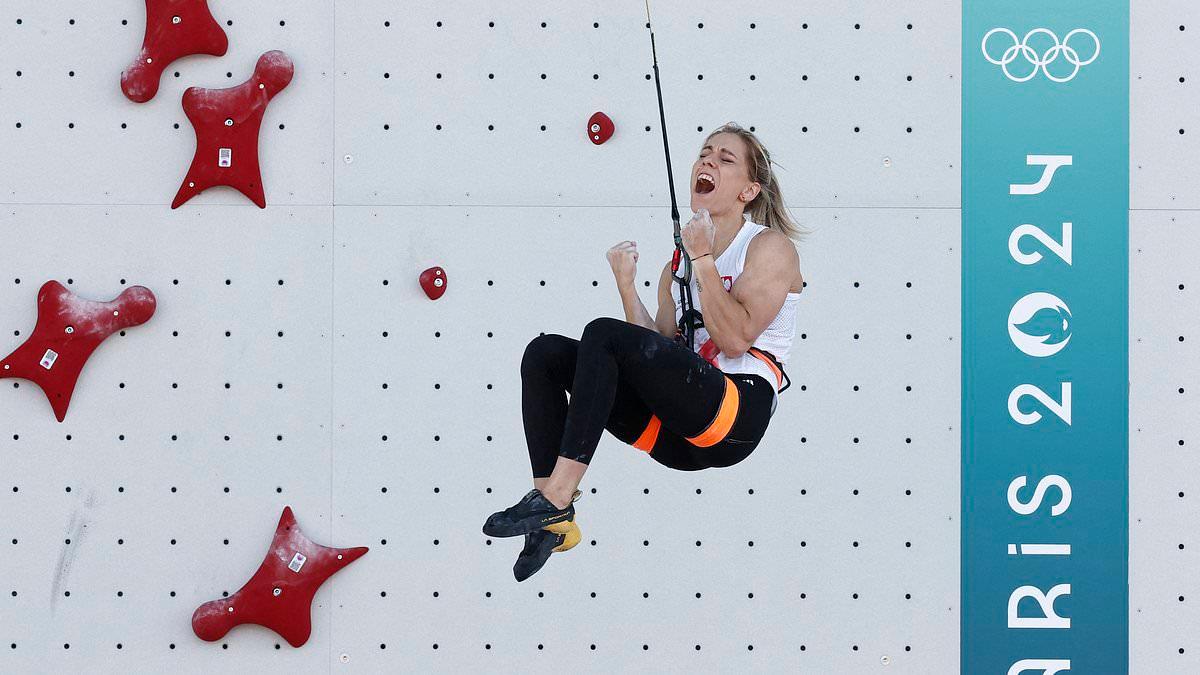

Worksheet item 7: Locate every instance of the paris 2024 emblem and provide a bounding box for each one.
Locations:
[1008,291,1072,358]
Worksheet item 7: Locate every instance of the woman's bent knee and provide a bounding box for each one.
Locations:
[583,316,624,335]
[521,333,570,377]
[580,317,632,348]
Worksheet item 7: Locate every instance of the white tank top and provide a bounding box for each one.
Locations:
[671,217,802,403]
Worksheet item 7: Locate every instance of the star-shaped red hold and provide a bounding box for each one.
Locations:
[120,0,229,103]
[172,50,294,209]
[0,281,156,422]
[192,506,368,648]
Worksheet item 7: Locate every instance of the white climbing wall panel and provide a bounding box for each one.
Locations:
[1,0,1193,673]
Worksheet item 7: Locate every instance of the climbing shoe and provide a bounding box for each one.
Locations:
[483,488,580,538]
[513,520,581,582]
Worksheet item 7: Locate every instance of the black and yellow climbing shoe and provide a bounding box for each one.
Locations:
[483,489,576,538]
[513,520,582,582]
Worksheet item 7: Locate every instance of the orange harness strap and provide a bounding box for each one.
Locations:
[632,415,661,453]
[631,375,742,453]
[747,347,785,390]
[686,375,741,447]
[631,348,790,454]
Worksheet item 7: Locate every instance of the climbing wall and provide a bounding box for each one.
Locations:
[0,1,1187,673]
[1128,2,1200,670]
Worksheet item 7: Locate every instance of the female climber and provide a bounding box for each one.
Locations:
[483,122,809,581]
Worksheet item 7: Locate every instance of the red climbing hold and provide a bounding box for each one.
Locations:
[587,111,614,145]
[172,50,294,209]
[420,266,447,300]
[120,0,229,103]
[191,506,368,648]
[0,281,156,422]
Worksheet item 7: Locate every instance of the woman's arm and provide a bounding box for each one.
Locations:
[618,283,655,332]
[617,264,659,332]
[608,240,658,332]
[695,230,798,358]
[654,261,678,338]
[617,260,677,338]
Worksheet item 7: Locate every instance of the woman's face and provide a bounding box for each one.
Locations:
[690,132,759,216]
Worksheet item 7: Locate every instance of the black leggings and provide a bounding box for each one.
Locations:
[520,316,776,475]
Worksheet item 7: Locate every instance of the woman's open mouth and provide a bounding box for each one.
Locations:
[694,172,716,194]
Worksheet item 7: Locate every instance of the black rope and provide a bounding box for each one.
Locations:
[644,0,696,351]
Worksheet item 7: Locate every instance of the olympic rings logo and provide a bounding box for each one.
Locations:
[981,28,1100,83]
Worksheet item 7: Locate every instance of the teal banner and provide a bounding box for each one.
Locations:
[962,3,1128,674]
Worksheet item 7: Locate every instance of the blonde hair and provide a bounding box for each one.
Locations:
[704,122,811,244]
